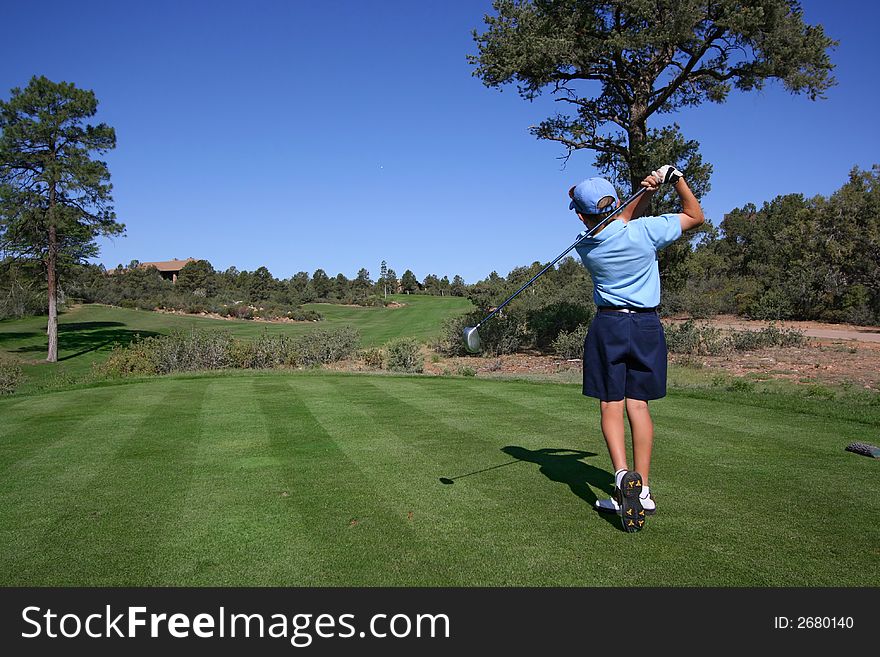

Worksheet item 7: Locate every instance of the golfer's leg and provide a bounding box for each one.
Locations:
[626,397,653,486]
[600,400,627,473]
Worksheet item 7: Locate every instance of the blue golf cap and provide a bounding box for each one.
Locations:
[569,177,619,215]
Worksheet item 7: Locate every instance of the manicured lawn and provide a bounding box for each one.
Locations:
[0,371,876,586]
[0,295,471,392]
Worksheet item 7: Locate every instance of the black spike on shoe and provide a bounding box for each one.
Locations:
[617,471,645,533]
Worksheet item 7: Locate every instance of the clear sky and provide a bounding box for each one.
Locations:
[1,0,877,283]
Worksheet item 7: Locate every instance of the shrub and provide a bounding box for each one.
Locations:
[362,347,384,369]
[727,378,755,393]
[293,326,360,367]
[234,331,297,369]
[729,324,806,351]
[359,295,385,307]
[288,308,323,322]
[100,326,360,377]
[456,365,476,377]
[663,320,726,355]
[438,310,528,356]
[527,301,594,350]
[0,360,23,395]
[154,330,235,373]
[227,304,254,320]
[746,288,795,321]
[552,324,588,359]
[385,338,424,373]
[764,324,806,348]
[101,337,162,376]
[665,321,806,355]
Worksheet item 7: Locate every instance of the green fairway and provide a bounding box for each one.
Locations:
[0,295,471,392]
[0,371,877,586]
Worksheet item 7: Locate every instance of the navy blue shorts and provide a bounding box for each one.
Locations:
[582,310,667,401]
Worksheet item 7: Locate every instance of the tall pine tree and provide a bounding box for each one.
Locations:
[0,76,122,361]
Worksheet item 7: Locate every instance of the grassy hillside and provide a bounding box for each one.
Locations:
[0,371,876,586]
[0,295,471,392]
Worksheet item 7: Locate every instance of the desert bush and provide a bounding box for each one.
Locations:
[101,336,163,376]
[100,326,359,377]
[234,332,297,369]
[147,330,236,374]
[226,304,254,320]
[766,324,807,348]
[552,324,588,359]
[663,320,726,355]
[745,288,796,321]
[729,324,806,351]
[727,378,756,393]
[527,301,593,350]
[288,308,323,322]
[438,310,528,356]
[359,295,385,307]
[385,338,424,373]
[361,347,384,369]
[0,360,23,395]
[665,321,806,355]
[293,326,360,367]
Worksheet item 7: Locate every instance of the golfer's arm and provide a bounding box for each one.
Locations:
[676,178,704,231]
[620,188,655,221]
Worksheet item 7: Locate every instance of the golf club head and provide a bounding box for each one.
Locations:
[463,326,481,353]
[439,477,455,485]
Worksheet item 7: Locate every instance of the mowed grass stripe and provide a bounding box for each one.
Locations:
[341,377,627,584]
[653,397,880,584]
[0,381,208,585]
[290,377,471,585]
[470,379,603,426]
[0,387,124,474]
[148,378,315,586]
[379,377,587,442]
[352,377,634,585]
[254,376,438,585]
[0,372,877,586]
[375,376,616,505]
[376,385,872,584]
[624,394,878,585]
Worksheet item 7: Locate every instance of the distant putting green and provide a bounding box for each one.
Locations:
[0,371,876,586]
[0,295,471,392]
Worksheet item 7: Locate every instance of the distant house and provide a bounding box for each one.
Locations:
[138,258,198,283]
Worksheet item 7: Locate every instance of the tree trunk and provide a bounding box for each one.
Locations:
[46,166,58,363]
[628,99,649,194]
[46,223,58,363]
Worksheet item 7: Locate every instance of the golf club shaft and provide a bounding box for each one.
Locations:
[473,187,647,330]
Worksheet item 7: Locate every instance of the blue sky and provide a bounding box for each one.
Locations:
[1,0,877,283]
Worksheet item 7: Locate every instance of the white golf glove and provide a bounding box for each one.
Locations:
[653,164,683,185]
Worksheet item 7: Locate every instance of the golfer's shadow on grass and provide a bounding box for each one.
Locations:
[502,446,620,529]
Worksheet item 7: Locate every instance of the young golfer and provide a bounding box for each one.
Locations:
[569,165,704,532]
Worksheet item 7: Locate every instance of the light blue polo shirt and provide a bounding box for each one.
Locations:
[574,214,682,308]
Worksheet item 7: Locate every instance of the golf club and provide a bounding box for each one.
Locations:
[463,187,648,353]
[439,459,523,484]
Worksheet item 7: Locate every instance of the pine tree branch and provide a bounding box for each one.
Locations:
[645,26,726,117]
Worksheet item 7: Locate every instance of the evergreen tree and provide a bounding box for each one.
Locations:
[471,0,835,190]
[0,76,123,361]
[401,269,419,294]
